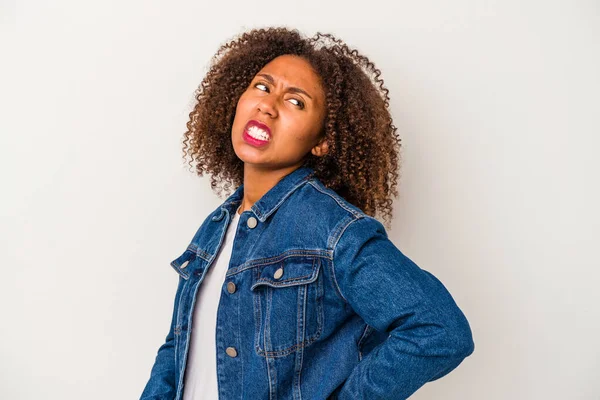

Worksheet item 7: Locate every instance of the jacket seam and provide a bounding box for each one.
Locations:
[226,250,330,277]
[357,324,374,361]
[307,179,366,303]
[307,180,363,219]
[330,216,365,304]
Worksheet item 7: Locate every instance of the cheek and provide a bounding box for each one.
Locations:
[297,113,324,138]
[235,96,247,113]
[233,97,251,124]
[288,123,319,146]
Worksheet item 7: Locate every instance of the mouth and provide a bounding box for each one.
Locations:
[243,120,272,145]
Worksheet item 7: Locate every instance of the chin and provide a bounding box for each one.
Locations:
[232,146,258,164]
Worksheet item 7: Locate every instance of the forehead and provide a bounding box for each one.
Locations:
[257,55,324,97]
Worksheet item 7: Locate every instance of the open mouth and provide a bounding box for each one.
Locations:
[243,120,272,146]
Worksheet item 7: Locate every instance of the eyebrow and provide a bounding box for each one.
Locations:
[256,73,313,100]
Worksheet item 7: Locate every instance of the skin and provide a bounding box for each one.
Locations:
[231,54,329,214]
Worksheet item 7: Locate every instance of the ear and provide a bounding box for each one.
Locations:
[311,137,329,157]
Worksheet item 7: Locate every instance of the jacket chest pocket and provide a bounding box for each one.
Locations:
[250,255,324,358]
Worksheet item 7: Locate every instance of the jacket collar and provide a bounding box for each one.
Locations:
[221,165,315,222]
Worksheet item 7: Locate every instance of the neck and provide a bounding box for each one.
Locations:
[238,163,302,214]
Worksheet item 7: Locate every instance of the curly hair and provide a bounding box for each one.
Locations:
[182,27,402,228]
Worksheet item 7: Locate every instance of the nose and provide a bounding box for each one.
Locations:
[257,95,278,118]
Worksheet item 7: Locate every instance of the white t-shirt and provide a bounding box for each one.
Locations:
[183,206,241,400]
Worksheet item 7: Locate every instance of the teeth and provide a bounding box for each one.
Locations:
[248,126,270,141]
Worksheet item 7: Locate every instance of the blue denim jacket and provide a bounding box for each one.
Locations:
[141,166,474,400]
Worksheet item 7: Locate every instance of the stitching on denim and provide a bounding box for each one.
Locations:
[327,215,351,249]
[265,285,272,352]
[265,287,278,400]
[227,249,330,277]
[253,266,263,357]
[174,280,189,396]
[250,257,319,290]
[170,262,190,280]
[186,243,198,253]
[357,324,374,361]
[251,274,317,291]
[329,216,365,304]
[204,209,233,267]
[178,278,202,396]
[237,292,244,400]
[173,279,186,374]
[255,329,322,357]
[316,260,324,335]
[253,259,324,359]
[256,319,323,357]
[307,180,363,218]
[294,282,306,400]
[185,243,211,262]
[251,277,314,288]
[196,249,211,262]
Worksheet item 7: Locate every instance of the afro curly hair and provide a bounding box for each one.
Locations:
[182,26,402,228]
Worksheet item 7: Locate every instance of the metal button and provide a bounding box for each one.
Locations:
[226,347,237,358]
[227,282,236,294]
[274,267,284,280]
[180,260,189,269]
[247,216,258,229]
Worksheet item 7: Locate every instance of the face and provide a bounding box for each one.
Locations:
[231,54,328,171]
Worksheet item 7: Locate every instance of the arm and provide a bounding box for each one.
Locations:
[331,216,474,399]
[140,276,185,400]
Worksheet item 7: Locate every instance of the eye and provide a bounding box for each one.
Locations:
[254,82,268,92]
[253,81,305,109]
[288,98,305,109]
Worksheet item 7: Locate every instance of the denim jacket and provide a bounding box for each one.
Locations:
[141,166,474,400]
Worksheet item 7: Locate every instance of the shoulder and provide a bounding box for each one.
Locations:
[285,177,386,246]
[290,177,363,218]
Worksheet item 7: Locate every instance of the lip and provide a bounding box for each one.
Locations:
[245,120,271,137]
[242,119,272,147]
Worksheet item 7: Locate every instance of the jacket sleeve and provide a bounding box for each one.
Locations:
[140,276,185,400]
[331,216,475,400]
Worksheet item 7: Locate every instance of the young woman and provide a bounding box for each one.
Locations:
[141,27,474,400]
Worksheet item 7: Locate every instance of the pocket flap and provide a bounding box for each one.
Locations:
[251,256,320,290]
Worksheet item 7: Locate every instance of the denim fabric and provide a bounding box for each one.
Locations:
[140,166,474,400]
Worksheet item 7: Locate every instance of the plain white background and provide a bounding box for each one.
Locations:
[1,1,599,399]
